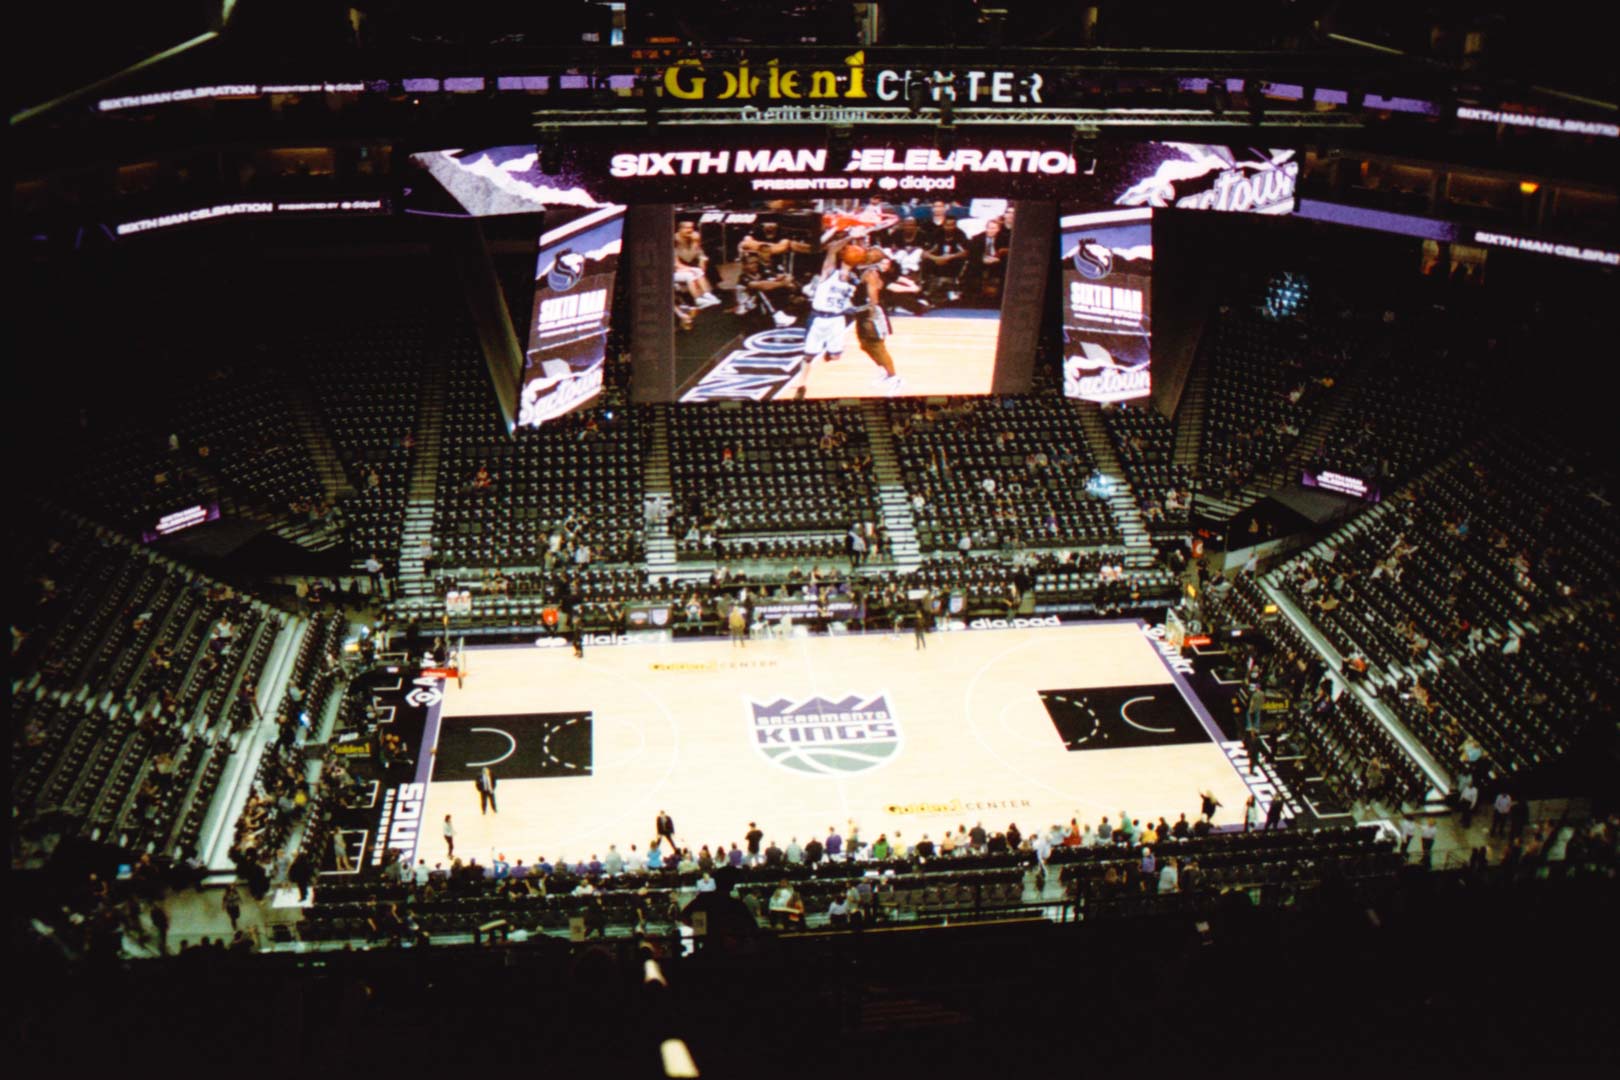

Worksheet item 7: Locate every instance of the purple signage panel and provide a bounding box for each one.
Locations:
[519,205,624,426]
[1300,469,1381,502]
[1061,143,1297,404]
[141,502,221,542]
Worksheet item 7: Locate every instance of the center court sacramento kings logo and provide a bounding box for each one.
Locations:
[750,694,900,776]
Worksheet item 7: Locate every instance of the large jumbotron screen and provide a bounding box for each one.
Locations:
[406,137,1298,413]
[667,198,1020,401]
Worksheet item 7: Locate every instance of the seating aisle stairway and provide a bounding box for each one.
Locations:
[1074,403,1158,571]
[862,400,922,574]
[395,358,450,611]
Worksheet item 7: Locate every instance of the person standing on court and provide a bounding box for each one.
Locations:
[1264,794,1285,831]
[443,814,456,858]
[745,822,764,865]
[913,608,928,651]
[477,766,498,815]
[656,809,676,849]
[729,603,748,647]
[1199,790,1222,824]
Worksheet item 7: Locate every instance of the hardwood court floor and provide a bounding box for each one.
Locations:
[802,313,999,398]
[415,623,1252,869]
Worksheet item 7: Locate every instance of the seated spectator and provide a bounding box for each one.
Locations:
[768,882,804,929]
[827,894,850,927]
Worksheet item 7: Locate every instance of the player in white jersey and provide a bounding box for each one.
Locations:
[786,241,863,399]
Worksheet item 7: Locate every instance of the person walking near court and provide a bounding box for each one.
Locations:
[1490,791,1513,838]
[443,814,457,858]
[149,904,170,956]
[477,767,498,815]
[1420,819,1438,866]
[331,829,354,872]
[1459,777,1480,830]
[729,604,748,647]
[913,609,928,650]
[222,884,242,932]
[1264,795,1285,831]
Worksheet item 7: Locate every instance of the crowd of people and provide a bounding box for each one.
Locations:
[379,797,1253,901]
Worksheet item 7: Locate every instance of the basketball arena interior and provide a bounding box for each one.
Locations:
[11,1,1620,1071]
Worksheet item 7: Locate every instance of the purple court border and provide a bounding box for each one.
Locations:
[1133,616,1230,745]
[412,678,447,790]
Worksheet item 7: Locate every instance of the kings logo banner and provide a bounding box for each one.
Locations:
[749,694,901,776]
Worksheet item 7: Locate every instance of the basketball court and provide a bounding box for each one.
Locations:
[675,310,1000,402]
[801,311,1000,398]
[390,621,1258,869]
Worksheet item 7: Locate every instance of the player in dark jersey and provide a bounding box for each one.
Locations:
[854,249,903,394]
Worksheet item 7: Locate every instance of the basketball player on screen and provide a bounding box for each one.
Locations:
[788,239,863,400]
[854,248,903,394]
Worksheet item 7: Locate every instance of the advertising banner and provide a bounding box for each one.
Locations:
[141,502,221,543]
[409,135,1087,209]
[1062,143,1298,404]
[1300,469,1382,503]
[519,205,624,426]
